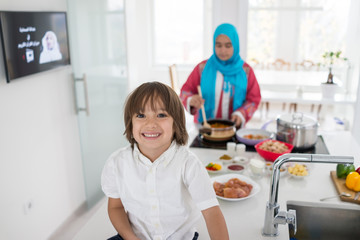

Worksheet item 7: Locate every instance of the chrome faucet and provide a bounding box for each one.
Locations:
[262,153,354,237]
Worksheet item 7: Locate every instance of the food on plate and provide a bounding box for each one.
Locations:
[213,178,253,198]
[206,162,222,171]
[219,154,232,160]
[243,134,268,140]
[258,140,289,153]
[356,166,360,175]
[288,164,308,176]
[345,171,360,191]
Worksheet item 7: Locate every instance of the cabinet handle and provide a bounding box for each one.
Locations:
[74,73,90,116]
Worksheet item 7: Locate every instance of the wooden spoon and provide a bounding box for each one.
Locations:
[197,86,211,129]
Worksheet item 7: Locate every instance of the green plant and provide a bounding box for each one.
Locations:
[322,51,348,84]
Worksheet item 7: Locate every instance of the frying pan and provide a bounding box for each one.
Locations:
[201,119,236,142]
[236,128,274,146]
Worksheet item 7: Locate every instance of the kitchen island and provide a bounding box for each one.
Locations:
[191,130,360,240]
[72,130,360,240]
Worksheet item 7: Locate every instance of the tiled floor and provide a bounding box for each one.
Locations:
[50,103,352,240]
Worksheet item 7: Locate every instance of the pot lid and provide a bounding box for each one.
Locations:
[277,113,318,128]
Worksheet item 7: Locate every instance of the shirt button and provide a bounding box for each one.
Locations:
[154,237,162,240]
[149,189,154,194]
[152,205,157,210]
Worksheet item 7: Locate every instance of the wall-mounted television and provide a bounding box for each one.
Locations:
[0,11,71,83]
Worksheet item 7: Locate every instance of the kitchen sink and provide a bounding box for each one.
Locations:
[286,200,360,240]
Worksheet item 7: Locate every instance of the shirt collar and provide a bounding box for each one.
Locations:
[133,141,178,167]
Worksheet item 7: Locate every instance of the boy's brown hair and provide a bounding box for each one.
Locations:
[124,81,188,148]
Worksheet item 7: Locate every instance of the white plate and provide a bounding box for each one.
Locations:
[211,173,261,201]
[235,128,274,146]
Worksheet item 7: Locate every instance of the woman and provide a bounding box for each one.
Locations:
[180,23,261,128]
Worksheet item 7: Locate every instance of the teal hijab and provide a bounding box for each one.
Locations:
[199,23,247,122]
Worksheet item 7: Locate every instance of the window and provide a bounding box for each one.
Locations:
[247,0,351,66]
[152,0,210,66]
[105,0,126,64]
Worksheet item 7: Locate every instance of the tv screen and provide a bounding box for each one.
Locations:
[0,11,71,83]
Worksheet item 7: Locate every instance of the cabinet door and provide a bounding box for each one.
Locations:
[67,0,128,207]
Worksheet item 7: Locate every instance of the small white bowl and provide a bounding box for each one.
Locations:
[227,164,245,173]
[205,161,224,174]
[287,163,309,179]
[218,154,233,164]
[265,162,287,177]
[233,156,249,165]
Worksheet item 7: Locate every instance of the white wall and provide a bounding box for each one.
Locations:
[0,1,86,239]
[212,0,248,59]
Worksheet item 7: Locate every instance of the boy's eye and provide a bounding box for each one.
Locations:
[136,113,145,118]
[157,113,167,118]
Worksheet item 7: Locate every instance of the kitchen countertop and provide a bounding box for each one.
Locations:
[190,130,360,240]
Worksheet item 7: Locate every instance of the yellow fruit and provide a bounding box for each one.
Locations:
[345,171,360,190]
[213,163,222,170]
[354,179,360,192]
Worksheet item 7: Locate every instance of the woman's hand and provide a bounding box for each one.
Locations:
[231,115,242,128]
[189,95,205,109]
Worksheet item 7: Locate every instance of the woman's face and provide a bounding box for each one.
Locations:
[215,34,234,61]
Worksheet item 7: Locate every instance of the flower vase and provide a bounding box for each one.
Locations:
[321,82,338,99]
[327,67,334,84]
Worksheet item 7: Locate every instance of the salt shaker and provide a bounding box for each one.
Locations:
[226,142,236,157]
[236,144,246,156]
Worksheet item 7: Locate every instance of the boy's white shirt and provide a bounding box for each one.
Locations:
[101,141,218,240]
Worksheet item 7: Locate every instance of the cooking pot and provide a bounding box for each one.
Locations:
[200,119,235,142]
[276,112,319,149]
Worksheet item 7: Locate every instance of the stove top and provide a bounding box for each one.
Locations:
[189,135,329,154]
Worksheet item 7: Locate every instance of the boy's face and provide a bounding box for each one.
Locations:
[132,99,174,161]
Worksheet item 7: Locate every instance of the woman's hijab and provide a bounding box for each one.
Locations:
[199,23,247,122]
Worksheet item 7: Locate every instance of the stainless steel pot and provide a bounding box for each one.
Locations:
[276,113,319,149]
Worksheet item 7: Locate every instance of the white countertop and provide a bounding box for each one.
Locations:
[190,130,360,240]
[261,90,356,105]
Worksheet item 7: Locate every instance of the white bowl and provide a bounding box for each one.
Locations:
[218,153,233,164]
[287,163,309,179]
[205,161,224,174]
[264,161,287,177]
[227,164,246,173]
[233,156,249,165]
